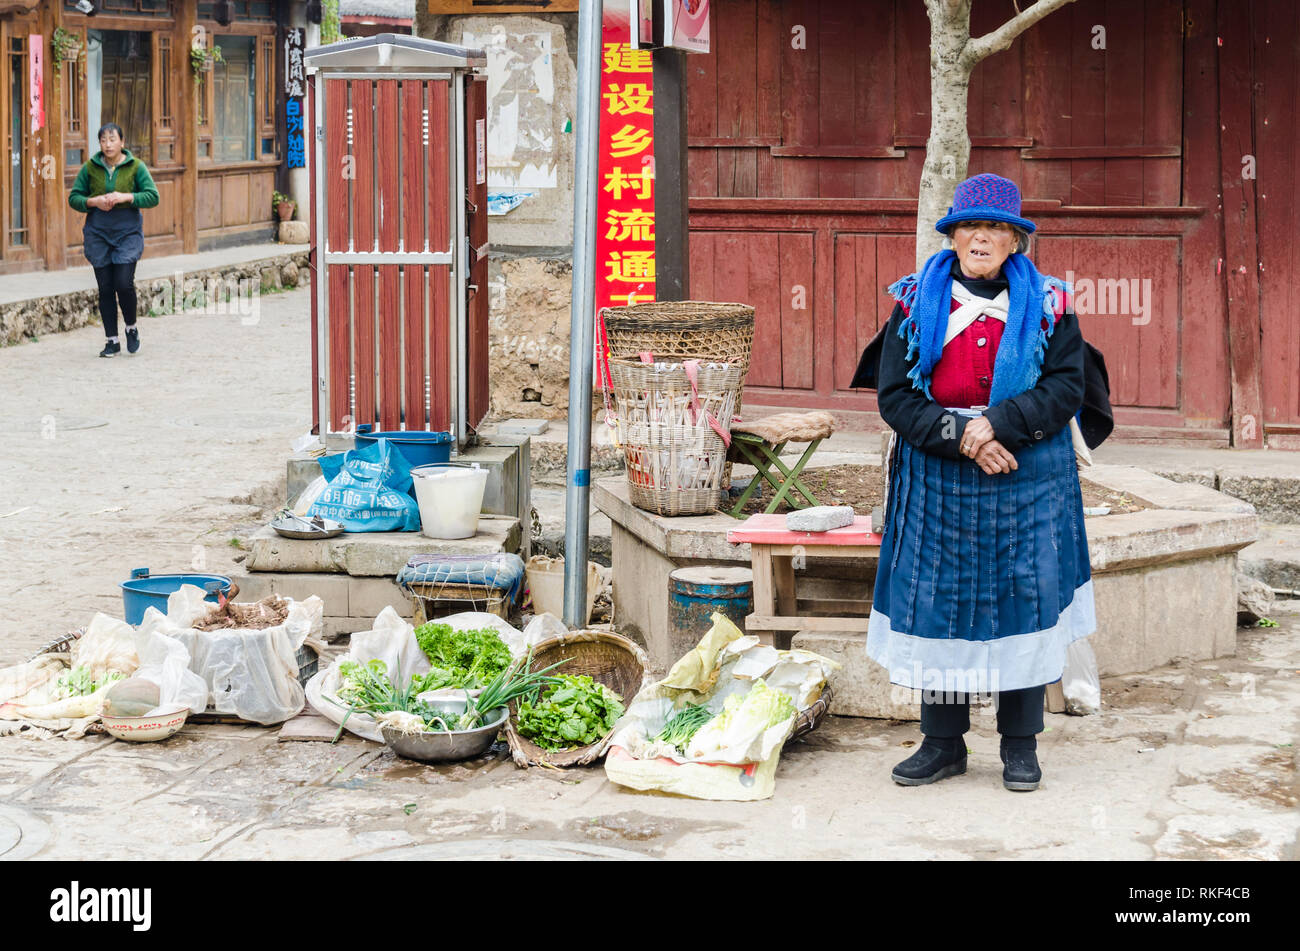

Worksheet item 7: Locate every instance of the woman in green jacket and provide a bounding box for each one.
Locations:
[68,123,159,358]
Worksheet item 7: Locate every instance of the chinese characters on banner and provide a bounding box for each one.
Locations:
[594,12,654,395]
[29,34,44,134]
[285,28,306,169]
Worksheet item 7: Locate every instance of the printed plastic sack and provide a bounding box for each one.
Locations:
[308,437,421,532]
[604,613,838,801]
[148,585,320,725]
[1062,637,1101,716]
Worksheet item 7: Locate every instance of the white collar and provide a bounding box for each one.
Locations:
[944,282,1009,346]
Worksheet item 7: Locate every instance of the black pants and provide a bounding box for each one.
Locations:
[94,261,137,338]
[920,685,1046,740]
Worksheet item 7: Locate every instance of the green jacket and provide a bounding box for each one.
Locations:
[68,149,159,213]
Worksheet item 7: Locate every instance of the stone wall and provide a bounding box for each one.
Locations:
[0,251,311,348]
[488,253,575,419]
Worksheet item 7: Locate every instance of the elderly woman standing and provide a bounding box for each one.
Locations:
[860,174,1096,792]
[68,123,159,358]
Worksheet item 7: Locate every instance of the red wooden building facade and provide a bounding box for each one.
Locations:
[684,0,1299,448]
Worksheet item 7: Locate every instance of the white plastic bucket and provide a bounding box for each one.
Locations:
[526,555,598,624]
[411,464,488,539]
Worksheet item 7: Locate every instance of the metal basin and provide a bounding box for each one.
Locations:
[380,700,507,763]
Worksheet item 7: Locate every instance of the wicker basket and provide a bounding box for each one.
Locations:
[790,684,833,741]
[602,301,756,376]
[504,629,649,768]
[609,357,743,516]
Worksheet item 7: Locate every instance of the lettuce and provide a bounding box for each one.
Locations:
[684,678,797,760]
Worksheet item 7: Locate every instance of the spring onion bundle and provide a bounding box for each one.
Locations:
[655,702,714,753]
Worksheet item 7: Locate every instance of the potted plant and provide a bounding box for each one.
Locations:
[190,44,224,80]
[51,27,84,81]
[273,191,297,222]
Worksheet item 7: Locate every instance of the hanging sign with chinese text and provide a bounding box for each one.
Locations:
[285,28,306,169]
[29,33,44,134]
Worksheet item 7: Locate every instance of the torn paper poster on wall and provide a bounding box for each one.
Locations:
[463,28,559,190]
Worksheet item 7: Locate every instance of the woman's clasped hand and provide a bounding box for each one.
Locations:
[959,415,1018,475]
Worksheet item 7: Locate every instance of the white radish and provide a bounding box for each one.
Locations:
[1,679,117,721]
[0,656,67,704]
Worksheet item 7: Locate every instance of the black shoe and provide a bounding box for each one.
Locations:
[1001,747,1042,791]
[99,340,120,358]
[892,737,967,786]
[125,326,139,353]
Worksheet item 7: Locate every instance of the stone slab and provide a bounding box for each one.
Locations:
[791,630,921,720]
[1084,509,1258,572]
[786,505,856,533]
[243,517,521,575]
[1082,464,1256,515]
[497,418,549,435]
[1238,522,1300,592]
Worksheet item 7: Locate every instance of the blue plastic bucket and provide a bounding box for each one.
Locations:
[354,426,452,469]
[120,568,233,626]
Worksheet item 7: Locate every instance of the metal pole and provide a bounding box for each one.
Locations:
[563,0,603,627]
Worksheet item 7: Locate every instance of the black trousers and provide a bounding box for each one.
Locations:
[94,261,138,338]
[920,684,1046,738]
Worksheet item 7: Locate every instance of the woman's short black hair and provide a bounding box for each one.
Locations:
[97,123,124,142]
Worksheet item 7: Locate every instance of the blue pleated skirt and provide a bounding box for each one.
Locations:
[866,418,1096,693]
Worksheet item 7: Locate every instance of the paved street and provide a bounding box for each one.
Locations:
[0,286,1297,859]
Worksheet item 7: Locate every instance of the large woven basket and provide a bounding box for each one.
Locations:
[602,301,756,376]
[504,630,649,769]
[609,357,743,516]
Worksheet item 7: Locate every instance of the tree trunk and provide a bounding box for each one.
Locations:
[916,0,975,268]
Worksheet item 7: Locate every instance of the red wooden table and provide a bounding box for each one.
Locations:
[727,514,884,643]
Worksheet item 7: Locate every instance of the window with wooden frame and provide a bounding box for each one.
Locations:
[151,32,176,166]
[60,27,87,175]
[198,26,277,165]
[195,31,214,162]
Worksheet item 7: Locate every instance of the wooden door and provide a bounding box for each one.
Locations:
[212,37,254,163]
[0,17,41,266]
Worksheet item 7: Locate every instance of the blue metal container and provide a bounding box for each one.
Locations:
[668,566,755,660]
[120,568,232,626]
[354,426,452,469]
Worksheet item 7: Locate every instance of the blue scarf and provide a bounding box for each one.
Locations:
[887,249,1069,406]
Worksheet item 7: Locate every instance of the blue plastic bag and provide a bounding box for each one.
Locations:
[308,438,422,532]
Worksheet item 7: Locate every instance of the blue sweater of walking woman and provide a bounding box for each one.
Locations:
[68,149,159,268]
[866,249,1096,695]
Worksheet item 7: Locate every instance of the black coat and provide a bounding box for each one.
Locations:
[849,278,1114,453]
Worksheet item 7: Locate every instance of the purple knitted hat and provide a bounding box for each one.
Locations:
[934,173,1037,235]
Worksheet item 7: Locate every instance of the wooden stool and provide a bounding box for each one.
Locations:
[727,513,882,648]
[727,410,836,518]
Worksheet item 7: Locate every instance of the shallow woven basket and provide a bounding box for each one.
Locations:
[602,301,756,375]
[609,357,743,516]
[504,630,649,769]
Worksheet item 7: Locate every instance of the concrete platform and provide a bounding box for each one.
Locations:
[597,463,1259,720]
[229,569,412,640]
[243,518,521,576]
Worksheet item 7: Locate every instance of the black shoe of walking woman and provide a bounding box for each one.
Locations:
[892,736,966,786]
[1001,740,1042,791]
[98,340,120,358]
[125,326,139,354]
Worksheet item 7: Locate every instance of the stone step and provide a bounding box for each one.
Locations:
[1238,522,1300,593]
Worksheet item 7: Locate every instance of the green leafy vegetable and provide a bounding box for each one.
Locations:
[655,703,714,753]
[412,622,512,691]
[516,674,625,752]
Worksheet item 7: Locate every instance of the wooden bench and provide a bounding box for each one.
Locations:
[727,513,883,647]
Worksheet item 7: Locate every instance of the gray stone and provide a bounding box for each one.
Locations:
[1083,464,1256,515]
[259,267,282,292]
[278,220,309,244]
[1236,571,1275,625]
[1217,475,1300,524]
[1239,521,1300,592]
[786,505,855,533]
[281,261,300,287]
[243,517,522,576]
[498,418,549,436]
[790,630,920,720]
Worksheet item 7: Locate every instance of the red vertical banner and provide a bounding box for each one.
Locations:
[29,34,45,133]
[594,7,655,395]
